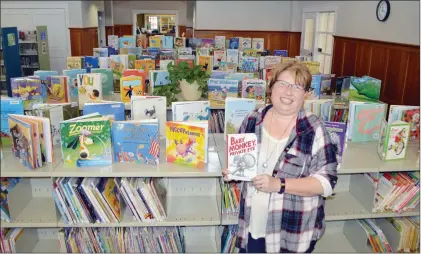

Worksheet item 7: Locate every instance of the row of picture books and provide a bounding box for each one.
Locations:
[220,217,420,254]
[0,226,185,253]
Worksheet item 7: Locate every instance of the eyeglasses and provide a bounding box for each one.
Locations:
[273,80,306,92]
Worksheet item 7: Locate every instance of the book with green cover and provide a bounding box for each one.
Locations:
[60,113,112,167]
[91,68,114,100]
[377,119,410,161]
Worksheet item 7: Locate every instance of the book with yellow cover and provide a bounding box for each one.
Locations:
[198,55,213,73]
[149,36,161,48]
[135,59,155,77]
[120,76,144,103]
[165,121,208,169]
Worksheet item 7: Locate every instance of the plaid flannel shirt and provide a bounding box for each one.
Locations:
[236,104,338,253]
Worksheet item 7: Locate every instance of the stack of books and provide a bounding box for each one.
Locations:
[357,219,392,252]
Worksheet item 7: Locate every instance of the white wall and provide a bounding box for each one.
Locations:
[292,1,419,45]
[195,1,292,31]
[81,0,104,27]
[104,0,114,26]
[112,0,187,25]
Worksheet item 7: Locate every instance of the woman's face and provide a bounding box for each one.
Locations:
[270,70,307,117]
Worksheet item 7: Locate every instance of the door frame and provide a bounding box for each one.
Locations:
[300,12,317,58]
[132,9,179,37]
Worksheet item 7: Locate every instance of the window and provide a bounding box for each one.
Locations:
[148,16,158,30]
[315,12,335,74]
[145,14,176,33]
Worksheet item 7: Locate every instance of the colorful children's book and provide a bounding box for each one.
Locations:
[207,79,240,107]
[110,55,129,79]
[93,48,108,57]
[149,36,161,48]
[60,113,112,167]
[226,133,258,181]
[30,104,66,146]
[111,119,160,165]
[349,76,382,102]
[119,36,136,48]
[303,61,321,75]
[213,50,226,67]
[241,38,252,50]
[107,35,119,49]
[215,36,226,49]
[162,36,174,49]
[11,77,43,110]
[377,119,411,161]
[226,49,239,64]
[90,68,114,99]
[324,121,347,162]
[149,70,171,92]
[241,79,266,103]
[131,96,167,139]
[241,57,259,73]
[67,57,84,69]
[172,101,211,122]
[135,59,155,77]
[218,62,238,73]
[388,105,420,141]
[63,69,87,103]
[166,121,208,168]
[229,38,240,49]
[201,38,215,48]
[198,55,213,73]
[224,98,255,138]
[83,101,125,121]
[273,50,288,57]
[76,73,103,109]
[33,70,59,98]
[1,98,24,146]
[177,47,193,56]
[136,34,147,48]
[252,38,264,51]
[262,56,281,69]
[47,76,69,103]
[120,76,144,103]
[8,115,35,169]
[83,56,99,73]
[187,38,202,50]
[174,37,186,48]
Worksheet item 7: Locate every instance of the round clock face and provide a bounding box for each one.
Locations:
[377,0,390,21]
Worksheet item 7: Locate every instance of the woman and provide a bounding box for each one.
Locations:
[223,60,338,253]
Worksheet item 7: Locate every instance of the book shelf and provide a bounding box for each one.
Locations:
[1,132,419,253]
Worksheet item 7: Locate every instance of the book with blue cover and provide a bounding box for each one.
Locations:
[1,98,24,146]
[83,56,99,73]
[273,50,288,57]
[162,36,174,49]
[93,48,108,57]
[83,101,125,121]
[63,69,87,103]
[119,36,136,48]
[111,119,160,165]
[224,98,256,137]
[207,78,239,108]
[229,38,240,49]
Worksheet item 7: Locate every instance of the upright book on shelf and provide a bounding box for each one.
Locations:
[172,101,211,122]
[83,101,125,121]
[224,98,255,137]
[63,69,87,103]
[226,133,258,181]
[131,96,167,139]
[1,98,24,146]
[377,119,411,161]
[207,78,239,108]
[76,73,103,109]
[46,76,69,103]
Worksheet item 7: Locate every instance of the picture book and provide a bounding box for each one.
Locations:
[60,114,112,167]
[210,71,230,79]
[83,56,99,73]
[219,62,238,73]
[226,49,239,64]
[162,36,174,49]
[263,56,282,69]
[76,73,103,109]
[93,48,108,57]
[91,68,114,99]
[198,55,213,73]
[119,36,136,48]
[99,57,110,68]
[1,98,24,146]
[120,76,144,103]
[207,79,240,107]
[177,47,193,56]
[111,120,160,165]
[241,79,266,103]
[107,46,117,56]
[309,75,322,99]
[174,37,186,48]
[63,69,87,103]
[146,47,160,57]
[213,50,226,67]
[241,38,252,50]
[377,119,411,161]
[123,69,147,93]
[215,36,226,49]
[159,60,174,70]
[33,70,59,98]
[347,101,386,143]
[131,96,167,139]
[110,55,129,79]
[226,133,258,181]
[30,104,65,146]
[46,76,69,103]
[67,57,84,69]
[187,38,202,50]
[273,50,288,57]
[127,54,137,69]
[387,105,420,141]
[197,47,211,56]
[201,38,215,48]
[252,38,264,51]
[135,59,155,77]
[11,77,43,110]
[324,121,347,162]
[335,76,351,99]
[304,99,334,122]
[149,70,171,91]
[349,76,382,102]
[224,98,256,137]
[159,50,175,60]
[83,101,125,121]
[172,101,211,122]
[165,121,208,169]
[136,34,147,48]
[108,35,119,49]
[303,61,321,75]
[8,115,35,169]
[241,57,259,73]
[229,38,240,49]
[149,36,161,48]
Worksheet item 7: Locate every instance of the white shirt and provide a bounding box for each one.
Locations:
[249,127,288,239]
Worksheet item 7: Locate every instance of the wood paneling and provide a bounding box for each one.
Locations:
[178,25,187,37]
[193,30,301,56]
[332,35,420,106]
[113,24,133,37]
[185,27,194,38]
[69,27,98,56]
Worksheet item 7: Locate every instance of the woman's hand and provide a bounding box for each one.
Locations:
[252,174,280,193]
[222,168,230,182]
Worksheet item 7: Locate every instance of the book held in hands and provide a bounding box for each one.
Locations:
[226,133,258,181]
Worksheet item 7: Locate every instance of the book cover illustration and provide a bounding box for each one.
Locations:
[165,121,206,169]
[201,38,215,48]
[93,48,108,57]
[136,34,147,48]
[172,101,211,122]
[63,69,87,103]
[135,59,155,77]
[66,57,84,69]
[120,76,144,103]
[174,37,186,48]
[197,47,210,56]
[198,55,213,73]
[226,49,239,64]
[60,116,112,167]
[229,38,240,49]
[99,57,110,68]
[241,38,252,50]
[159,60,174,70]
[8,116,35,169]
[108,35,119,49]
[351,103,385,143]
[119,36,136,48]
[110,55,129,79]
[131,96,167,139]
[1,98,24,146]
[303,61,321,75]
[162,36,174,49]
[111,120,160,165]
[324,121,347,162]
[77,73,103,108]
[177,47,193,56]
[11,78,43,110]
[401,108,420,141]
[149,70,171,90]
[225,98,256,136]
[33,70,59,98]
[264,56,282,69]
[207,79,239,107]
[241,57,259,73]
[159,50,175,60]
[349,76,381,102]
[215,36,226,49]
[241,79,266,103]
[226,133,258,181]
[213,50,226,67]
[83,56,99,73]
[83,101,125,121]
[32,105,64,146]
[252,38,264,51]
[377,120,411,161]
[273,50,288,57]
[218,62,238,73]
[91,68,114,98]
[149,36,161,48]
[187,38,202,50]
[47,76,69,103]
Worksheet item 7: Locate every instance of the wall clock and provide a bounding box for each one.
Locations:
[376,0,391,22]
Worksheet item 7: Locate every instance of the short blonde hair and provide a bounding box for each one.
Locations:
[268,60,312,92]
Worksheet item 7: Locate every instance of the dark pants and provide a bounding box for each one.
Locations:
[239,233,317,253]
